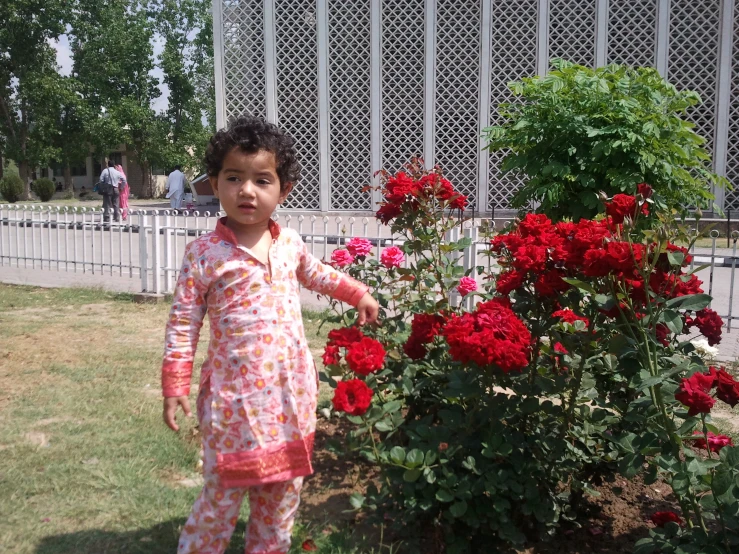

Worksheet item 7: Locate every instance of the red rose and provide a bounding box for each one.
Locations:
[582,249,612,277]
[332,379,373,416]
[384,171,421,204]
[376,203,402,224]
[512,244,549,272]
[518,213,555,238]
[327,327,364,348]
[650,511,682,527]
[637,183,653,199]
[714,367,739,407]
[535,270,569,297]
[690,308,723,346]
[443,298,531,373]
[655,324,670,346]
[403,338,428,361]
[496,269,526,295]
[675,375,715,416]
[449,194,467,210]
[605,193,648,224]
[404,313,445,360]
[322,345,340,366]
[691,431,734,453]
[552,309,590,328]
[345,337,386,376]
[606,241,642,273]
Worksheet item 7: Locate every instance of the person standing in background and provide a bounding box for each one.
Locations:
[99,160,125,222]
[115,164,130,221]
[165,164,187,209]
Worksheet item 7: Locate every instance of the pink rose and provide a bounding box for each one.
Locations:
[331,249,355,267]
[457,276,478,296]
[380,246,405,268]
[346,237,373,257]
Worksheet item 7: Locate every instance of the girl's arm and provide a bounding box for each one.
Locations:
[295,235,370,307]
[161,242,209,398]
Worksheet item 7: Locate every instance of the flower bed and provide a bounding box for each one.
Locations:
[317,160,739,553]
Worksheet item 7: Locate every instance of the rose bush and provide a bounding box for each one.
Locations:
[317,160,738,553]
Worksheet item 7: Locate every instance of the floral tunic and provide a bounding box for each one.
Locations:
[162,217,368,487]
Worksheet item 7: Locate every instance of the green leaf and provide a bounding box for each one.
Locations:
[660,309,684,335]
[562,278,596,294]
[375,420,394,432]
[406,449,425,468]
[349,493,365,509]
[449,501,468,518]
[403,469,422,483]
[389,446,405,465]
[664,294,712,312]
[671,472,691,496]
[435,489,455,503]
[712,469,732,497]
[619,453,645,478]
[382,400,403,415]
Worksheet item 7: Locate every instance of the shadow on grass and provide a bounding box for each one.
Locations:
[34,519,252,554]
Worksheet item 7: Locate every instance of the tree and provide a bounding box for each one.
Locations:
[71,0,162,196]
[152,0,215,175]
[0,0,69,199]
[47,77,94,190]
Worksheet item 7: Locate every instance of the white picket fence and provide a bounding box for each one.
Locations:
[1,204,738,329]
[0,204,491,297]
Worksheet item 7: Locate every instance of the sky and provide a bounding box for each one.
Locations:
[49,34,171,113]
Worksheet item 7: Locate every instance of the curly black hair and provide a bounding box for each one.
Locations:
[204,115,301,190]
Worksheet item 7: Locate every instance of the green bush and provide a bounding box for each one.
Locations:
[32,178,56,202]
[484,59,726,221]
[0,174,24,203]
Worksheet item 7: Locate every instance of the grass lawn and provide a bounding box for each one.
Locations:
[0,284,388,554]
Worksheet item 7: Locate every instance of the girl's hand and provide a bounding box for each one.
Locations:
[356,292,380,326]
[163,396,192,432]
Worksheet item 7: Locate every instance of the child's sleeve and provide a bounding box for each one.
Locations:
[295,235,369,307]
[161,242,209,397]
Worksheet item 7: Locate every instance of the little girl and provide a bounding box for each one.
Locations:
[162,115,379,554]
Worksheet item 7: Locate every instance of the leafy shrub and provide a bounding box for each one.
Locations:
[32,178,56,202]
[319,164,736,552]
[0,174,24,203]
[484,59,726,221]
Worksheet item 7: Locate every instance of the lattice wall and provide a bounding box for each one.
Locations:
[434,0,481,207]
[327,2,372,211]
[222,0,265,121]
[607,0,657,67]
[380,0,425,176]
[668,0,721,157]
[218,0,739,213]
[274,0,320,210]
[487,0,539,211]
[548,0,596,67]
[725,4,739,212]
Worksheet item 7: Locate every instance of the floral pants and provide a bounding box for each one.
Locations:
[178,389,303,554]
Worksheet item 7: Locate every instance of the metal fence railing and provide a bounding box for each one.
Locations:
[1,204,738,330]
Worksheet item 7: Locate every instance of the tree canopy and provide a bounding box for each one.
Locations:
[0,0,215,198]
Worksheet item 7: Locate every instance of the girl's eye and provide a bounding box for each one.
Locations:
[226,176,240,182]
[258,180,271,185]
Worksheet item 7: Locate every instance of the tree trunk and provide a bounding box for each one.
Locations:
[142,160,152,198]
[18,161,30,200]
[64,164,72,190]
[0,151,4,180]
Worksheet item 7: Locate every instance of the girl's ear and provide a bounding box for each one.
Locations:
[279,182,293,204]
[209,176,219,198]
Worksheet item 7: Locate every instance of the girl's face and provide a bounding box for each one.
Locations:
[210,148,292,231]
